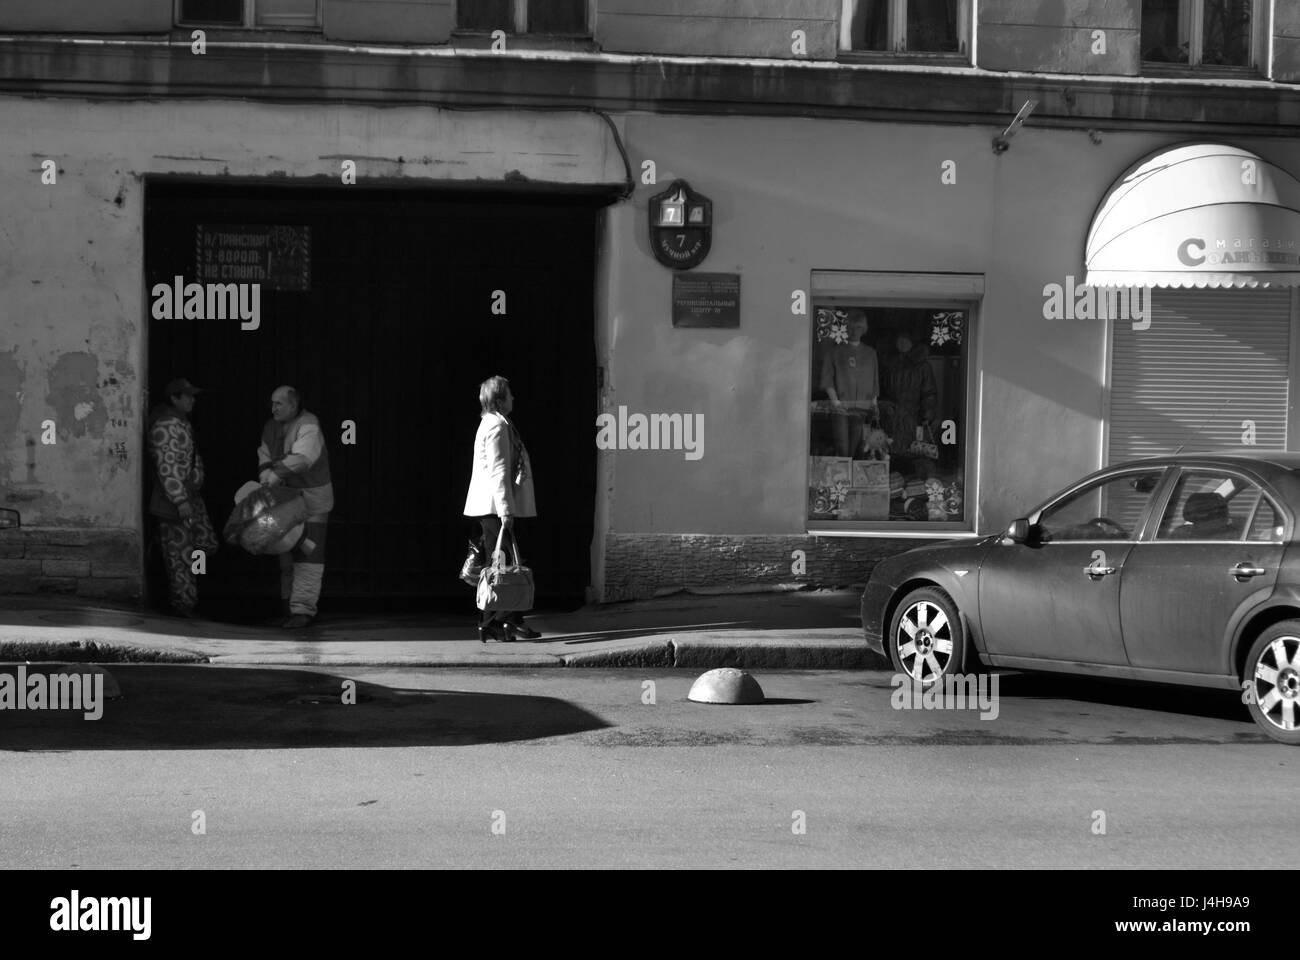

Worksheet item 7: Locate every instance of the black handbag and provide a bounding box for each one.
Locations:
[459,538,486,586]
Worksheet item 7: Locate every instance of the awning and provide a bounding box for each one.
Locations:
[1085,143,1300,289]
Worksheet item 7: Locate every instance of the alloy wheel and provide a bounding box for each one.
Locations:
[1250,634,1300,734]
[895,599,955,684]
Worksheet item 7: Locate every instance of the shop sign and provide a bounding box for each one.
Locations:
[196,224,311,290]
[1176,236,1300,267]
[649,180,712,270]
[672,272,740,328]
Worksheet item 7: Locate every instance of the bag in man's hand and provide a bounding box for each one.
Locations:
[223,482,307,556]
[475,526,534,612]
[459,538,486,586]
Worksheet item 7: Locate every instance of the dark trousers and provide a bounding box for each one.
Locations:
[475,516,530,628]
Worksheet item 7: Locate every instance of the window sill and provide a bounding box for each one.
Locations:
[806,524,977,538]
[450,31,597,52]
[839,50,970,67]
[172,25,324,36]
[1140,61,1264,80]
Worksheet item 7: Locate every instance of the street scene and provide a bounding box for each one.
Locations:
[2,0,1299,915]
[1,663,1293,871]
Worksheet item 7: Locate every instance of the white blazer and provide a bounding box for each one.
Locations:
[463,412,537,518]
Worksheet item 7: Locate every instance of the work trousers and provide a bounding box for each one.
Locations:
[279,514,329,616]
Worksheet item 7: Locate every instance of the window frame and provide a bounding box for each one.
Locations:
[175,0,322,30]
[1146,466,1292,544]
[452,0,593,37]
[1030,467,1169,545]
[839,0,973,62]
[1140,0,1269,77]
[805,292,979,535]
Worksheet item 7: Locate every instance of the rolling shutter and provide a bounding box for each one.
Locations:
[1107,289,1293,464]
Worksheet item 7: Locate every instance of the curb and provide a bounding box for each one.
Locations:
[204,652,566,667]
[0,622,878,668]
[0,638,208,664]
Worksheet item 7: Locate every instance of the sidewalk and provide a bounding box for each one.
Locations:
[0,587,884,669]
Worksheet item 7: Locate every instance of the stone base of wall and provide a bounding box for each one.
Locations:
[0,528,142,602]
[601,533,925,602]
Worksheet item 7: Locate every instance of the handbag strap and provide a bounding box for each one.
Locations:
[492,524,522,567]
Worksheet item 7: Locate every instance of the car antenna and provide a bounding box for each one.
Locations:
[1172,397,1232,455]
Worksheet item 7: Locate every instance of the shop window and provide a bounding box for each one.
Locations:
[842,0,969,57]
[1141,0,1263,71]
[457,0,589,35]
[808,304,969,527]
[176,0,320,29]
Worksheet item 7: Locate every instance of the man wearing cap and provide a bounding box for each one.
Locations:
[147,378,218,618]
[257,385,333,629]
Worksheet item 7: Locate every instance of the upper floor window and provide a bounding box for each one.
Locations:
[176,0,320,29]
[1141,0,1264,71]
[457,0,589,35]
[841,0,970,58]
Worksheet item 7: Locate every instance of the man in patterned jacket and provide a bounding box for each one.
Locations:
[258,385,334,629]
[147,378,218,618]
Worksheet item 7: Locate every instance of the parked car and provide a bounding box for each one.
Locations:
[861,452,1300,744]
[0,507,18,530]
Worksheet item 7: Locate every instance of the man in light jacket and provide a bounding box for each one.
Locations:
[258,385,334,628]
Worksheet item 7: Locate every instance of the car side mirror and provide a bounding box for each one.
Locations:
[0,508,19,530]
[1005,518,1031,543]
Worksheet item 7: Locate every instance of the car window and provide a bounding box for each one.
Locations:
[1037,471,1163,542]
[1246,495,1286,543]
[1155,471,1262,542]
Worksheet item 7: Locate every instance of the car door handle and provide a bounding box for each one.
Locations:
[1084,564,1116,577]
[1231,563,1266,579]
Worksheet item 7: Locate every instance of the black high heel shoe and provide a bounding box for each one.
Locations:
[478,622,509,643]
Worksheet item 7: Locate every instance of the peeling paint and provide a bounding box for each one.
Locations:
[0,349,23,475]
[47,352,107,439]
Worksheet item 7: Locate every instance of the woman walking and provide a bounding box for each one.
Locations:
[463,376,540,642]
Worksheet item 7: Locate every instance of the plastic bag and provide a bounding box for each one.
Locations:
[459,539,486,586]
[223,483,307,556]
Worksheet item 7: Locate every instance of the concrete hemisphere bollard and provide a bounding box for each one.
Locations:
[687,667,765,705]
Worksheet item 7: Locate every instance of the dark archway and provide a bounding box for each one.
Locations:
[144,179,601,617]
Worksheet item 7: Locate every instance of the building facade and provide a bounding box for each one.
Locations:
[2,1,1300,608]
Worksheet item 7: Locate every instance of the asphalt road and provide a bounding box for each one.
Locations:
[0,666,1294,869]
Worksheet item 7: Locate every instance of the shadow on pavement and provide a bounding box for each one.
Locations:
[992,672,1249,724]
[854,669,1255,727]
[0,665,610,750]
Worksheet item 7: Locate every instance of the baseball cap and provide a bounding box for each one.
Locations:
[163,378,204,398]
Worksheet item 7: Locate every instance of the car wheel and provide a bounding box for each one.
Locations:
[888,587,966,684]
[1244,624,1300,745]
